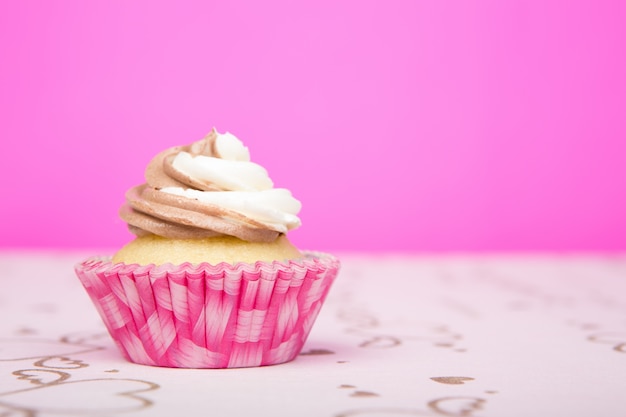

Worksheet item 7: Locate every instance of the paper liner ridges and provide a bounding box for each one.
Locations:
[75,252,339,368]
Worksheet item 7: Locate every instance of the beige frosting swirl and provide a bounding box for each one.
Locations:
[120,129,302,242]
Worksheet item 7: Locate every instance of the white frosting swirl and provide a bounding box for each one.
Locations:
[161,131,302,233]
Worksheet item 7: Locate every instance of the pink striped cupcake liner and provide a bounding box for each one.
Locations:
[75,252,340,368]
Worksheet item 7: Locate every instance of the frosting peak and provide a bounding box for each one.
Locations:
[120,129,302,242]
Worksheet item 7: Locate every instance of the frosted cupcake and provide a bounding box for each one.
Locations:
[75,129,339,368]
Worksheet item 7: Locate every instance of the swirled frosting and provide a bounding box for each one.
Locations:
[120,129,302,242]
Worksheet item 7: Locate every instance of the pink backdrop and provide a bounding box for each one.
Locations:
[1,0,625,252]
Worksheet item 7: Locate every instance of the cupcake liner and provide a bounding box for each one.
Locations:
[75,252,339,368]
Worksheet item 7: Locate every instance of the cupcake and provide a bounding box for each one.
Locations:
[75,129,339,368]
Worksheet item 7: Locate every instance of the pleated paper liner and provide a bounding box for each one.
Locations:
[75,252,340,368]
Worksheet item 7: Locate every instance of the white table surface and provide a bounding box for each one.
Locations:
[0,251,625,417]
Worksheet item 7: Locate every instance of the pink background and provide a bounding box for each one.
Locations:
[1,0,625,252]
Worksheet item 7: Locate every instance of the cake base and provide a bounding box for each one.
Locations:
[112,234,302,266]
